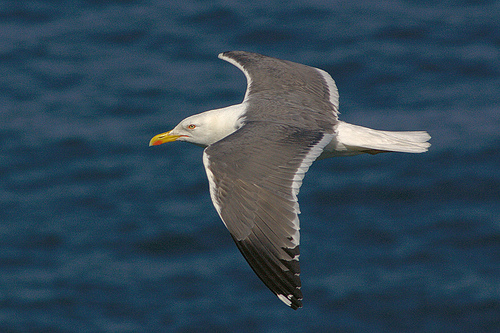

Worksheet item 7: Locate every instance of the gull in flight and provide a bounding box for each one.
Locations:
[150,51,431,309]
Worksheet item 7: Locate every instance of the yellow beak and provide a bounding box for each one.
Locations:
[149,130,182,146]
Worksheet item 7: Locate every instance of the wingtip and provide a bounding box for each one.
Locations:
[278,294,303,310]
[218,51,229,59]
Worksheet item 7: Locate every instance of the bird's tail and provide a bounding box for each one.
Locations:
[322,121,431,158]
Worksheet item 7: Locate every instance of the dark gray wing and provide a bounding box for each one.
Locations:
[219,51,339,130]
[203,121,334,309]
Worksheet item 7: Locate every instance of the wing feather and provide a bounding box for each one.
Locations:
[203,121,333,309]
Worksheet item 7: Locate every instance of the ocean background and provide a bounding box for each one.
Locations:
[1,0,499,332]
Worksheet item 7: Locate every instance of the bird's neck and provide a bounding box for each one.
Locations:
[202,103,247,145]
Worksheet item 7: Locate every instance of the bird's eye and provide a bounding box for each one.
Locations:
[187,124,196,130]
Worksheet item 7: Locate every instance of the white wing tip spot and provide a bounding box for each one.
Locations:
[277,294,293,307]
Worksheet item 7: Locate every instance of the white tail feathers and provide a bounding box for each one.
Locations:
[320,121,431,158]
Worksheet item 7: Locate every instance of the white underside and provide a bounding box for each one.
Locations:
[319,121,431,159]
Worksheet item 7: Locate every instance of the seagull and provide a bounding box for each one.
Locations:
[149,51,430,309]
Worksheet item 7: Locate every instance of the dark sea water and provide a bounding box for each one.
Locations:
[1,0,499,332]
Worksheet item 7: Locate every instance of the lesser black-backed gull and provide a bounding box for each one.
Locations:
[149,51,431,309]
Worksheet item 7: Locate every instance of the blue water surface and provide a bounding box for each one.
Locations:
[1,0,499,332]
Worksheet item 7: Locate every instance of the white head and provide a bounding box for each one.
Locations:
[149,104,246,148]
